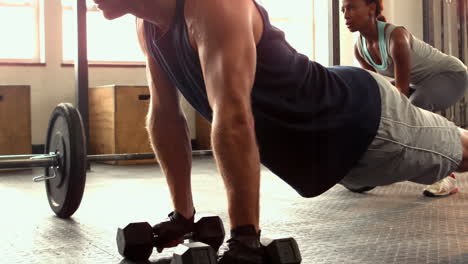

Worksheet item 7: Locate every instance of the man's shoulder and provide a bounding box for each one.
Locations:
[185,0,256,23]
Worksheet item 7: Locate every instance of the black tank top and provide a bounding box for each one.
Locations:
[144,0,381,197]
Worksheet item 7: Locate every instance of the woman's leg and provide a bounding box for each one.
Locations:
[455,128,468,172]
[408,72,467,195]
[409,71,467,112]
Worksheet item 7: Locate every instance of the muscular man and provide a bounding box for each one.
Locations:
[94,0,468,262]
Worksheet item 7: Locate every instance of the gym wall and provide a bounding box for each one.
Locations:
[0,0,451,146]
[0,1,196,146]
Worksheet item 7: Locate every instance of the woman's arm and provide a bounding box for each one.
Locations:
[389,27,412,96]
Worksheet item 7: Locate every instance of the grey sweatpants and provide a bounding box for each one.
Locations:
[340,72,463,189]
[410,71,468,112]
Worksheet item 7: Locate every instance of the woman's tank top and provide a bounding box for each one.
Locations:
[357,21,467,85]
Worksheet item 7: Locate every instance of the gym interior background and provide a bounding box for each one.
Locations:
[0,0,467,263]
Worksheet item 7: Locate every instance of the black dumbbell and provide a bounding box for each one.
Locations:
[261,237,302,264]
[117,216,225,261]
[171,242,218,264]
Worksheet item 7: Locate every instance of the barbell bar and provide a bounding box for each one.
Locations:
[0,151,212,169]
[0,103,212,219]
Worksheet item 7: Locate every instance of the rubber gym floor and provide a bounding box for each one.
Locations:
[0,156,467,264]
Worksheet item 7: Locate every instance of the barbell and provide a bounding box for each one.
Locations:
[0,103,212,219]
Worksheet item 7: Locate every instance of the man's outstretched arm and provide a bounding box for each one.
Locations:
[187,0,261,231]
[136,19,195,219]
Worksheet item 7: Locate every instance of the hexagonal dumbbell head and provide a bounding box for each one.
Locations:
[116,222,154,261]
[192,216,225,252]
[170,242,218,264]
[261,237,302,264]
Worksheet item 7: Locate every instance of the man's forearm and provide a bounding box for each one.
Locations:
[148,112,194,218]
[211,113,261,229]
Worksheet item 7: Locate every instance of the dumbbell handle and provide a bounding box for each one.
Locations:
[150,216,225,251]
[153,231,223,251]
[152,231,195,246]
[182,232,195,241]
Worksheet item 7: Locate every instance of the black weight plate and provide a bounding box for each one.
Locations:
[44,103,87,218]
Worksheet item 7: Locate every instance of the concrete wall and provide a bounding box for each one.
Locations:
[386,0,424,39]
[430,0,466,59]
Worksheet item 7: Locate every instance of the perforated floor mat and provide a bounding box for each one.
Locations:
[0,157,466,263]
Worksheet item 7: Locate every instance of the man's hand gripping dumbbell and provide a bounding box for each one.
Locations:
[116,212,225,262]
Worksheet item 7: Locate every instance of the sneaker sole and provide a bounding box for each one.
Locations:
[345,186,376,193]
[423,187,459,197]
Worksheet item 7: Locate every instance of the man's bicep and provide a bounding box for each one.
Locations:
[194,0,257,108]
[199,40,256,104]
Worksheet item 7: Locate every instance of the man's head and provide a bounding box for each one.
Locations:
[93,0,135,20]
[93,0,174,29]
[341,0,385,32]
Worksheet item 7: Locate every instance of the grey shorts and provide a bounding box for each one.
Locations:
[341,72,463,189]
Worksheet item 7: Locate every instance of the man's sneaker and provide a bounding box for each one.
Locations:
[423,174,458,197]
[218,225,266,264]
[152,211,195,252]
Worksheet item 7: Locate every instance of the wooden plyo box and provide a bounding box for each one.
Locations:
[89,85,156,165]
[0,85,31,156]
